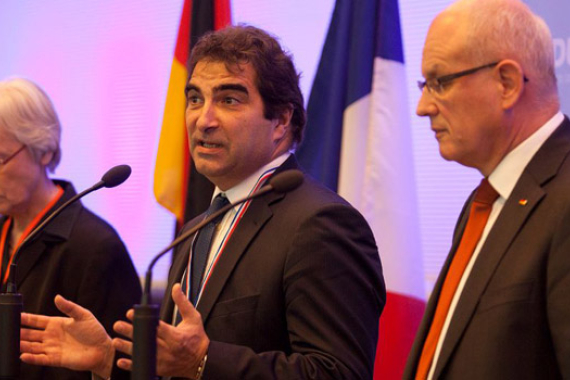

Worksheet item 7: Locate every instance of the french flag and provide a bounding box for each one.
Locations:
[297,0,426,378]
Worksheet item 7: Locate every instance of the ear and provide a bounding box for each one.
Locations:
[496,60,526,110]
[272,104,294,143]
[40,151,54,167]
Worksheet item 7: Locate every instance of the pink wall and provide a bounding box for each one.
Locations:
[2,0,568,294]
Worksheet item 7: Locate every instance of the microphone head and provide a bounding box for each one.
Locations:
[101,164,132,188]
[269,170,304,193]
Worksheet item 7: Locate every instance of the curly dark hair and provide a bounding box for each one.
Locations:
[188,25,306,146]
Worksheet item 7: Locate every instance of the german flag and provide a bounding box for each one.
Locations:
[154,0,231,225]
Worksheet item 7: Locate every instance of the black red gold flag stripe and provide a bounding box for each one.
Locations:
[154,0,231,225]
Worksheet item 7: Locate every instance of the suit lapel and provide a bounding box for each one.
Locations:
[13,184,79,288]
[162,156,300,324]
[161,188,285,324]
[433,174,544,377]
[196,191,281,322]
[13,238,48,288]
[433,118,570,377]
[195,156,299,322]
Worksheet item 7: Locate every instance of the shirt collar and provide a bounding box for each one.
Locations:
[211,152,291,205]
[489,111,563,200]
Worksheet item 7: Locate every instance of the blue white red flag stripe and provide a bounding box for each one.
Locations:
[298,0,425,378]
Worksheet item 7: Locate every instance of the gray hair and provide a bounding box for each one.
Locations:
[450,0,557,100]
[0,77,61,172]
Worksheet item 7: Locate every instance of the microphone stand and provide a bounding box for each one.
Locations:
[0,279,21,380]
[132,186,275,380]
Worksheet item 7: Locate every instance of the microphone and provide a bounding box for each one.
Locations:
[5,164,131,294]
[132,169,303,380]
[0,164,131,380]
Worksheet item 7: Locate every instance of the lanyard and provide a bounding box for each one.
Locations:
[184,168,278,305]
[0,185,64,284]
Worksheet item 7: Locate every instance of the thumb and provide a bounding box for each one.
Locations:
[172,283,200,323]
[54,295,93,321]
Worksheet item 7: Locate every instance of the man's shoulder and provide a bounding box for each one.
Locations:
[274,155,352,205]
[269,174,373,235]
[283,173,351,208]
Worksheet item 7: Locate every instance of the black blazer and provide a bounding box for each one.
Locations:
[404,117,570,379]
[1,180,142,380]
[161,156,386,379]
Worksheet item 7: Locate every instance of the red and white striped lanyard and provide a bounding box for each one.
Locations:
[184,168,277,305]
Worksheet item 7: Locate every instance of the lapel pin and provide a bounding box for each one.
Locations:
[519,199,528,206]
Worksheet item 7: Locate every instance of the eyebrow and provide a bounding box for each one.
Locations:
[185,84,199,97]
[184,83,249,97]
[422,68,438,79]
[423,63,447,78]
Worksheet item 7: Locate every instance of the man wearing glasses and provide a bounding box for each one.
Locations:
[405,0,570,379]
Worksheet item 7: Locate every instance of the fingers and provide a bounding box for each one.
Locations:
[113,320,134,340]
[172,283,199,323]
[116,357,133,371]
[20,327,46,343]
[112,337,133,356]
[20,353,52,366]
[112,336,132,373]
[54,295,92,321]
[21,312,49,329]
[156,320,174,339]
[20,339,46,355]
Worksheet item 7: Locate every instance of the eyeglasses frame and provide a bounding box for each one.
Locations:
[417,61,529,94]
[0,145,26,167]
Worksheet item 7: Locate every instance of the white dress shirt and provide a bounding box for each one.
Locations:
[427,112,564,379]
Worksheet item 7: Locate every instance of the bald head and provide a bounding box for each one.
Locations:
[418,0,560,175]
[431,0,558,103]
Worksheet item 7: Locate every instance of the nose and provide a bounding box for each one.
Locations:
[416,89,438,117]
[191,101,219,132]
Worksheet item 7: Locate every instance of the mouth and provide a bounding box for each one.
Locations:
[199,141,223,148]
[193,139,225,153]
[431,127,447,139]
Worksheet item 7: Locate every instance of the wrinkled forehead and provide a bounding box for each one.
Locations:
[421,11,470,76]
[191,59,258,81]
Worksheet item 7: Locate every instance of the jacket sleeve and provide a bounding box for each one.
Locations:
[547,204,570,378]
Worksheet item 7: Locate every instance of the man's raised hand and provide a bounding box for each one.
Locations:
[20,295,115,379]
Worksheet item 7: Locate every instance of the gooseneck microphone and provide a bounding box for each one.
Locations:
[0,164,131,380]
[132,169,304,380]
[6,164,131,294]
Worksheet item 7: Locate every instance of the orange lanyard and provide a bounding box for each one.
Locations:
[0,185,64,284]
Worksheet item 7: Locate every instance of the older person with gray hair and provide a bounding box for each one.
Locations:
[0,77,141,380]
[405,0,570,379]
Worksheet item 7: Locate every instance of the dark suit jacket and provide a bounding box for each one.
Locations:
[404,117,570,379]
[160,156,386,380]
[0,180,142,380]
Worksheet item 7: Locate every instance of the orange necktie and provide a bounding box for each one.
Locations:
[416,178,499,379]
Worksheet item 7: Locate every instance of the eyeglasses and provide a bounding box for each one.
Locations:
[0,145,26,167]
[418,62,500,94]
